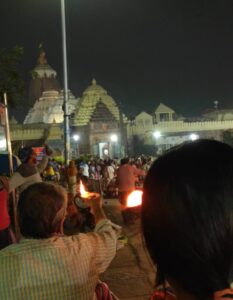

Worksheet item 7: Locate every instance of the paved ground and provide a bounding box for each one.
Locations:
[100,198,156,300]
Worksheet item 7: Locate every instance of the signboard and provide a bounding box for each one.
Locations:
[32,147,45,162]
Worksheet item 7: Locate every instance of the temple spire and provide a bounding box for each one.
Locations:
[37,43,47,65]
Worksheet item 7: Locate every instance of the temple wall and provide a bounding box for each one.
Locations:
[127,120,233,136]
[10,124,63,142]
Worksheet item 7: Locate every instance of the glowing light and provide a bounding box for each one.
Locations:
[110,134,118,142]
[153,131,161,139]
[79,180,91,198]
[0,138,6,149]
[126,190,143,208]
[189,133,199,141]
[73,134,80,142]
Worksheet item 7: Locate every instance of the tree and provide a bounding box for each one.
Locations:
[0,46,24,106]
[130,135,156,156]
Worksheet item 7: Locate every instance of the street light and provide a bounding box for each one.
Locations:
[110,134,118,158]
[73,134,80,142]
[72,134,80,157]
[153,131,161,139]
[110,134,118,142]
[189,133,199,141]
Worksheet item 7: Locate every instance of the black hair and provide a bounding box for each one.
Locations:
[141,139,233,299]
[120,157,129,165]
[18,182,67,238]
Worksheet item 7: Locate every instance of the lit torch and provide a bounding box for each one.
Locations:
[79,180,91,198]
[126,190,143,208]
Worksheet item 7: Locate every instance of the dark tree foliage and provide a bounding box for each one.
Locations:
[0,46,24,106]
[131,135,155,156]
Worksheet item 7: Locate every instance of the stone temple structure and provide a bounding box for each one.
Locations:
[9,48,233,159]
[24,90,77,124]
[71,79,124,158]
[23,48,125,158]
[28,46,61,107]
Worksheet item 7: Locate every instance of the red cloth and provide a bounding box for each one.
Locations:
[0,189,10,230]
[116,164,145,192]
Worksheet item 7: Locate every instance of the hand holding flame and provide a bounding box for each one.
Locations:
[79,181,101,213]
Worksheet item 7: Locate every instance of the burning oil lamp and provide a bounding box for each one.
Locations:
[126,190,143,208]
[79,180,92,198]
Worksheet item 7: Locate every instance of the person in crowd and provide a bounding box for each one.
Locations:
[67,160,78,198]
[0,176,16,249]
[9,145,52,193]
[43,164,55,181]
[0,182,121,299]
[117,157,145,225]
[48,159,60,181]
[96,159,104,179]
[89,160,97,179]
[106,160,115,184]
[79,160,89,178]
[141,139,233,300]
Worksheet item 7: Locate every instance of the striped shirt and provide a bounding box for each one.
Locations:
[0,220,121,300]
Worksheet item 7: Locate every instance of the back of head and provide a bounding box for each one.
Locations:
[120,157,129,165]
[142,139,233,299]
[18,182,67,238]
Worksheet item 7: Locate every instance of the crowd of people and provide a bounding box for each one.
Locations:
[0,139,233,300]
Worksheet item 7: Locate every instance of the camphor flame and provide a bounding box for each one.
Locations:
[79,180,89,198]
[126,190,143,208]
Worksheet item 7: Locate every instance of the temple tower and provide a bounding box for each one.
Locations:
[28,45,61,107]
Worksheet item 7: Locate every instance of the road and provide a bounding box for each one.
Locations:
[101,198,155,300]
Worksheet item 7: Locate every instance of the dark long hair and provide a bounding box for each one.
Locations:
[142,139,233,299]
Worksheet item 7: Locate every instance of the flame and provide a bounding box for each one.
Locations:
[80,180,89,198]
[126,190,143,208]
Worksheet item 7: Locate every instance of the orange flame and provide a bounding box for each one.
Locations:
[80,180,89,198]
[126,190,143,208]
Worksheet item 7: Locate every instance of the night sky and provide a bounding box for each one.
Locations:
[1,0,233,119]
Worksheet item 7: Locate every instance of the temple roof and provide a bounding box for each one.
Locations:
[24,90,77,124]
[32,47,57,78]
[83,78,107,95]
[155,103,175,114]
[72,79,120,126]
[28,46,61,106]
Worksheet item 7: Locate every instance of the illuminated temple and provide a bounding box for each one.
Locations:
[4,48,233,157]
[19,48,125,157]
[71,78,125,158]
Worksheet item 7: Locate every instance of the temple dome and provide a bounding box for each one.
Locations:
[83,78,107,96]
[33,63,57,79]
[72,79,120,126]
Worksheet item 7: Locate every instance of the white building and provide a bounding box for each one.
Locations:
[127,103,233,155]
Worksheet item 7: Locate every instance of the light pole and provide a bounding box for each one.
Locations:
[73,134,80,157]
[61,0,70,165]
[153,131,162,155]
[110,134,118,158]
